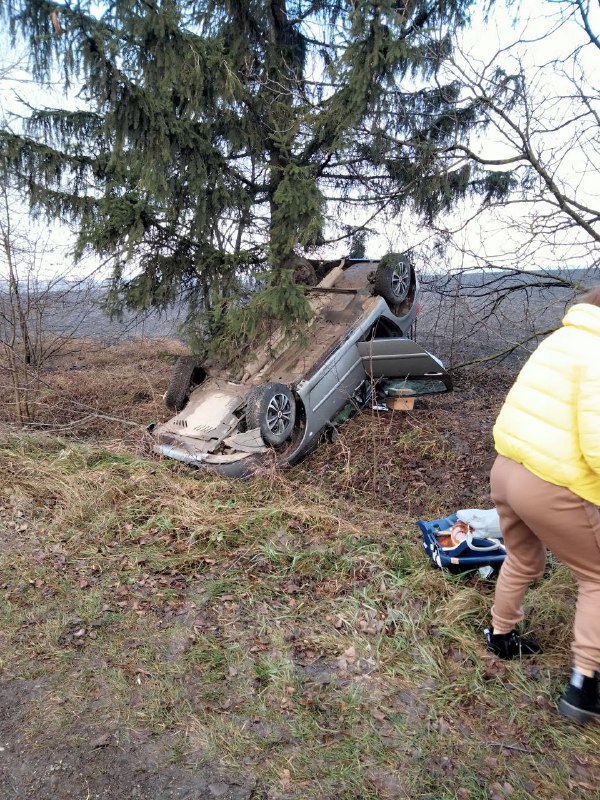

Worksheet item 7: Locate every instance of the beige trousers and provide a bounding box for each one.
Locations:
[490,455,600,673]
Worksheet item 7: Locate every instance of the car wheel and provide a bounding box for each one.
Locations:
[246,383,297,447]
[374,253,412,305]
[164,356,205,412]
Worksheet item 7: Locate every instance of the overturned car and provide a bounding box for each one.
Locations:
[149,254,452,477]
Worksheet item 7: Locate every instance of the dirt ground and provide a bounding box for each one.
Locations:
[1,340,599,800]
[0,680,255,799]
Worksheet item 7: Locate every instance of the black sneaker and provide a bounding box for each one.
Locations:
[558,672,600,724]
[484,628,542,659]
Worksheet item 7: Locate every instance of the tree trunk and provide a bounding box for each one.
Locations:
[266,0,294,266]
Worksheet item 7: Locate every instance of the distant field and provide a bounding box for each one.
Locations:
[16,268,597,368]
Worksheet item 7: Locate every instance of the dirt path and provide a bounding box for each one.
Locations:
[0,680,254,800]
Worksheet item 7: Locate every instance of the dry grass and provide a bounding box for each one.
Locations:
[0,337,186,446]
[293,368,516,520]
[1,425,599,799]
[0,341,598,799]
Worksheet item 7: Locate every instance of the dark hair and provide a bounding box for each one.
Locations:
[580,285,600,308]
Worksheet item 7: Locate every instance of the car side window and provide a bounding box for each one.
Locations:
[363,317,402,341]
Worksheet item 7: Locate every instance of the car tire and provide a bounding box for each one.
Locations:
[246,383,297,447]
[374,253,412,305]
[164,356,205,412]
[292,257,317,287]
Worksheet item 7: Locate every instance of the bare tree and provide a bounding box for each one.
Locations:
[0,184,100,424]
[406,2,600,366]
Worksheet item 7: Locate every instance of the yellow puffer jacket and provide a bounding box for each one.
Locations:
[493,303,600,505]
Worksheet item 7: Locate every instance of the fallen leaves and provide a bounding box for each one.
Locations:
[489,781,515,800]
[357,607,385,636]
[367,768,410,799]
[335,644,377,677]
[481,655,508,679]
[279,768,291,788]
[89,733,112,750]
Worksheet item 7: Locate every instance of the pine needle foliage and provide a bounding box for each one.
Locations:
[0,0,492,355]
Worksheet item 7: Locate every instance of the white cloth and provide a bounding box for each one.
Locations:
[456,508,502,539]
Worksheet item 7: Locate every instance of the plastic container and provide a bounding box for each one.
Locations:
[417,514,506,575]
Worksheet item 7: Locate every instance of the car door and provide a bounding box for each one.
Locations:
[356,337,450,383]
[306,336,366,419]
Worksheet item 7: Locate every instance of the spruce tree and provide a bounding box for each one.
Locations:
[0,0,485,356]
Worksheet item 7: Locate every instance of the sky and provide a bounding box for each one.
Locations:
[431,0,600,273]
[0,0,598,281]
[362,0,600,274]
